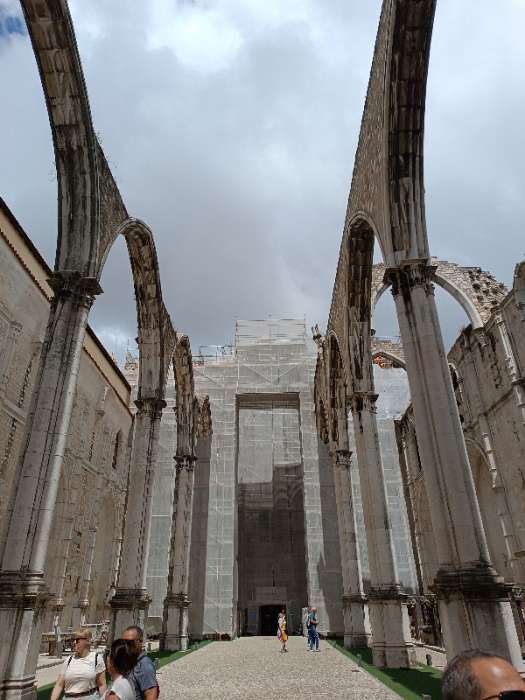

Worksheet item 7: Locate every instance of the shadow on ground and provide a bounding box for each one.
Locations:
[329,641,443,700]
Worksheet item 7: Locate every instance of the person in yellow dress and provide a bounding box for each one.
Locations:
[277,609,288,653]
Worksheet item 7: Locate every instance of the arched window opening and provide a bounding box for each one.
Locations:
[89,235,137,366]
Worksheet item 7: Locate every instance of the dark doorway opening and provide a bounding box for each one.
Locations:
[260,605,282,636]
[237,397,308,636]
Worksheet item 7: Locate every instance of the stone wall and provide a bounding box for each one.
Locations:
[0,200,133,632]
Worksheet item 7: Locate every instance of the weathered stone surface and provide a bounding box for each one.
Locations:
[0,201,132,632]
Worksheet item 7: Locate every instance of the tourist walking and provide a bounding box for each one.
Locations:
[307,607,320,652]
[104,639,138,700]
[121,626,159,700]
[277,608,288,653]
[50,629,106,700]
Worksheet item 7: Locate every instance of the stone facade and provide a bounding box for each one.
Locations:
[131,319,418,643]
[136,320,342,639]
[0,200,133,633]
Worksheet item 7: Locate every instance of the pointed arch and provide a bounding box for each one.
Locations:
[174,335,195,457]
[108,218,178,401]
[346,217,376,395]
[20,0,127,276]
[327,333,346,446]
[372,261,507,330]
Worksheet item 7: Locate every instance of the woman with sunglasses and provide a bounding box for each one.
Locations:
[50,629,106,700]
[104,639,138,700]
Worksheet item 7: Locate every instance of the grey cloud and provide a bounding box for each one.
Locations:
[0,0,523,359]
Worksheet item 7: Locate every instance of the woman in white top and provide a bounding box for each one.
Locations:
[104,639,138,700]
[51,629,106,700]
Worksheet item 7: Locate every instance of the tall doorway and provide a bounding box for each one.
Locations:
[237,394,308,636]
[260,605,282,636]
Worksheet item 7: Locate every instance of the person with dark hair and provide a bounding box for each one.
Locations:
[104,640,138,700]
[442,649,525,700]
[121,626,158,700]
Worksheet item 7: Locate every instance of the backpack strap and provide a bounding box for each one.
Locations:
[66,655,73,669]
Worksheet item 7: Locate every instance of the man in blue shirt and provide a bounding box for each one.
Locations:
[122,626,159,700]
[307,607,320,652]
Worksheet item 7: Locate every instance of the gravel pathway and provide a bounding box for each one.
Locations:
[157,636,400,698]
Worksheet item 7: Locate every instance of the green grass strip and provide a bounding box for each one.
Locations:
[36,639,212,699]
[328,640,443,700]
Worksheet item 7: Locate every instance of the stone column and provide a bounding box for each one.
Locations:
[110,397,166,639]
[395,425,427,594]
[51,516,75,657]
[77,527,97,625]
[53,516,75,615]
[332,449,371,649]
[350,392,415,668]
[0,272,99,700]
[387,262,523,668]
[161,454,196,652]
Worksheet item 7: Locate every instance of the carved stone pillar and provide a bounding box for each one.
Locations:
[53,516,75,623]
[77,527,97,625]
[0,272,100,700]
[332,449,371,649]
[350,393,415,668]
[387,262,523,668]
[110,396,166,639]
[161,454,196,652]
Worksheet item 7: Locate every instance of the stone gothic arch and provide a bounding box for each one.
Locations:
[314,0,522,668]
[173,335,196,458]
[20,0,126,276]
[0,3,185,692]
[372,260,507,330]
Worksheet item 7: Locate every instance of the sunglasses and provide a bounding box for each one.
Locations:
[483,692,525,699]
[73,637,88,643]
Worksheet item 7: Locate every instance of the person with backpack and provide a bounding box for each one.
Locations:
[50,629,106,699]
[121,626,159,700]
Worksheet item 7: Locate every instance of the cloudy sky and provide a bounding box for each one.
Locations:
[1,0,524,360]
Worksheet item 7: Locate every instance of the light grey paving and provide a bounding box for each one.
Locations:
[157,636,400,699]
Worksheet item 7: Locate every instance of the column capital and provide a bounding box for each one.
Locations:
[431,565,513,602]
[384,261,437,298]
[48,271,103,308]
[367,584,408,602]
[164,592,191,608]
[134,397,166,417]
[349,392,379,415]
[110,588,151,611]
[335,449,352,470]
[0,571,50,609]
[343,593,367,606]
[174,454,196,471]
